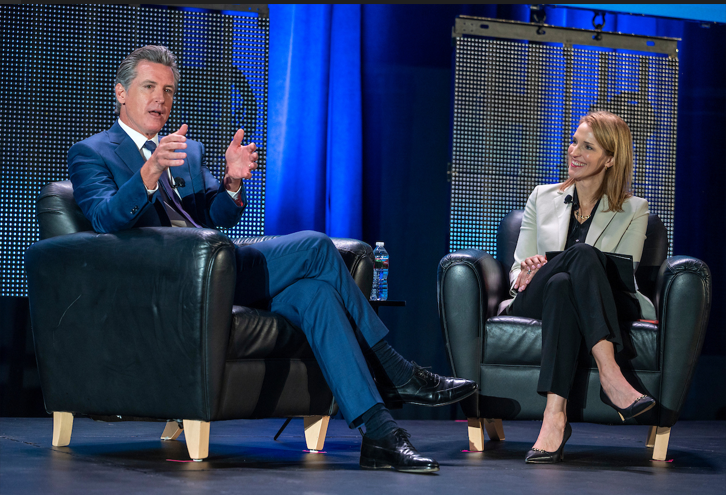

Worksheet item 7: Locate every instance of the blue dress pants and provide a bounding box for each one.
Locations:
[231,231,388,423]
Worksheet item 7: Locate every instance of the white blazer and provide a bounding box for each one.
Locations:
[505,182,656,320]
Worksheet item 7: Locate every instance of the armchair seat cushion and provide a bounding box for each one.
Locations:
[228,306,315,360]
[483,316,659,371]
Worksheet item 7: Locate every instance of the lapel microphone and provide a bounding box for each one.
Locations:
[172,177,185,189]
[564,194,573,205]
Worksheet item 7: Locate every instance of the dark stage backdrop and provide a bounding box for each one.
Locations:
[267,4,724,420]
[1,4,724,420]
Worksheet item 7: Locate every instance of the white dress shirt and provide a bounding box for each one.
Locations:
[116,119,241,201]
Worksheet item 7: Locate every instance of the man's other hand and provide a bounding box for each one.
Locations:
[223,128,258,192]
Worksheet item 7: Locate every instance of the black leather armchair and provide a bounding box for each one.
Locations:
[437,210,711,460]
[25,181,375,460]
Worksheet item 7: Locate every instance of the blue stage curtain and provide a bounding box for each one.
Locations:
[267,4,362,238]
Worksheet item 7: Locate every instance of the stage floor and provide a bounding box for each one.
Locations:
[1,418,724,495]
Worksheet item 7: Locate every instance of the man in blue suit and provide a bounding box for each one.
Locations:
[68,45,476,473]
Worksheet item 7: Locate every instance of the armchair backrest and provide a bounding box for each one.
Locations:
[496,210,669,301]
[36,180,93,240]
[496,210,525,276]
[34,180,376,297]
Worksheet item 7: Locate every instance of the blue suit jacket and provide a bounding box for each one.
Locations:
[68,122,245,233]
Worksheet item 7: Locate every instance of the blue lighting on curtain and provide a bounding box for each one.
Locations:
[266,4,362,238]
[262,4,694,239]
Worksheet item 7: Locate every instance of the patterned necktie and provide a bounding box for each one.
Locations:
[143,140,201,228]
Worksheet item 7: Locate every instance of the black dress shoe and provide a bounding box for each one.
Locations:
[377,363,478,408]
[600,389,656,421]
[360,428,439,473]
[525,422,572,464]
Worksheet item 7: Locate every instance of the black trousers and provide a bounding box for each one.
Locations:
[509,243,640,399]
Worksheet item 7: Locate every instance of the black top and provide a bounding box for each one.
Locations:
[565,188,601,250]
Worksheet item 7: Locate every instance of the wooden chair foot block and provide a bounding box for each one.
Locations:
[483,418,505,441]
[652,426,671,461]
[467,418,505,452]
[182,420,210,461]
[303,416,330,451]
[52,412,74,447]
[646,425,657,448]
[467,418,485,452]
[161,421,183,441]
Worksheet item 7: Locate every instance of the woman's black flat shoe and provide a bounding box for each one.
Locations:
[525,422,572,464]
[600,389,656,421]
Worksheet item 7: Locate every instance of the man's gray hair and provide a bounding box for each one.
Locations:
[114,45,180,114]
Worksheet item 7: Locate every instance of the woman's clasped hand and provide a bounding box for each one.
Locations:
[513,255,548,292]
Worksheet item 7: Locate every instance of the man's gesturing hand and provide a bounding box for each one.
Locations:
[224,128,258,192]
[141,124,188,189]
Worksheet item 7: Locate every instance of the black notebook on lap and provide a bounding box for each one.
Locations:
[545,250,636,293]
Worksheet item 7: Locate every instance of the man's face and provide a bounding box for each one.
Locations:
[115,61,175,139]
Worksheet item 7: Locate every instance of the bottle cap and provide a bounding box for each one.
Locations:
[376,242,384,246]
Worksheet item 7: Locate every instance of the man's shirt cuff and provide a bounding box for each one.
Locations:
[146,183,159,197]
[227,186,242,203]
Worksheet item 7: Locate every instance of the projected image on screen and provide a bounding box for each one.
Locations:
[0,4,269,296]
[450,36,677,258]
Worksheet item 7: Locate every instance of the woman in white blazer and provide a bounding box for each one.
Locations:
[506,111,656,464]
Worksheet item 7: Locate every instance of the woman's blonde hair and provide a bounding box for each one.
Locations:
[560,111,633,211]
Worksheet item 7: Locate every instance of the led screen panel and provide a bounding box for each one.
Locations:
[450,35,677,259]
[0,4,269,296]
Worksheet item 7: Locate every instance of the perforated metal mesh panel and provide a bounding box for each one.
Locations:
[0,4,268,296]
[450,36,678,258]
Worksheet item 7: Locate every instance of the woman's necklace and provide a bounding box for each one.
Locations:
[574,200,596,222]
[573,187,597,223]
[574,209,591,222]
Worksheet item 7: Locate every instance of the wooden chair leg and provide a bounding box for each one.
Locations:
[483,418,505,441]
[52,412,73,447]
[182,420,210,461]
[646,425,657,448]
[303,415,330,451]
[652,426,671,461]
[161,421,183,441]
[467,418,485,451]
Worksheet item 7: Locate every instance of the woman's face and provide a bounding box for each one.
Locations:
[567,122,613,185]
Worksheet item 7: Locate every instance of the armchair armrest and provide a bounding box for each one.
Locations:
[232,235,374,296]
[437,249,507,385]
[654,256,712,426]
[25,227,237,421]
[329,238,374,297]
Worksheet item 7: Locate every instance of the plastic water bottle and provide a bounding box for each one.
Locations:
[371,242,389,301]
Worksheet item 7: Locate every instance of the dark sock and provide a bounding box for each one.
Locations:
[361,403,398,440]
[365,339,415,387]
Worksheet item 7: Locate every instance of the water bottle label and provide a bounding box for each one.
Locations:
[374,259,389,269]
